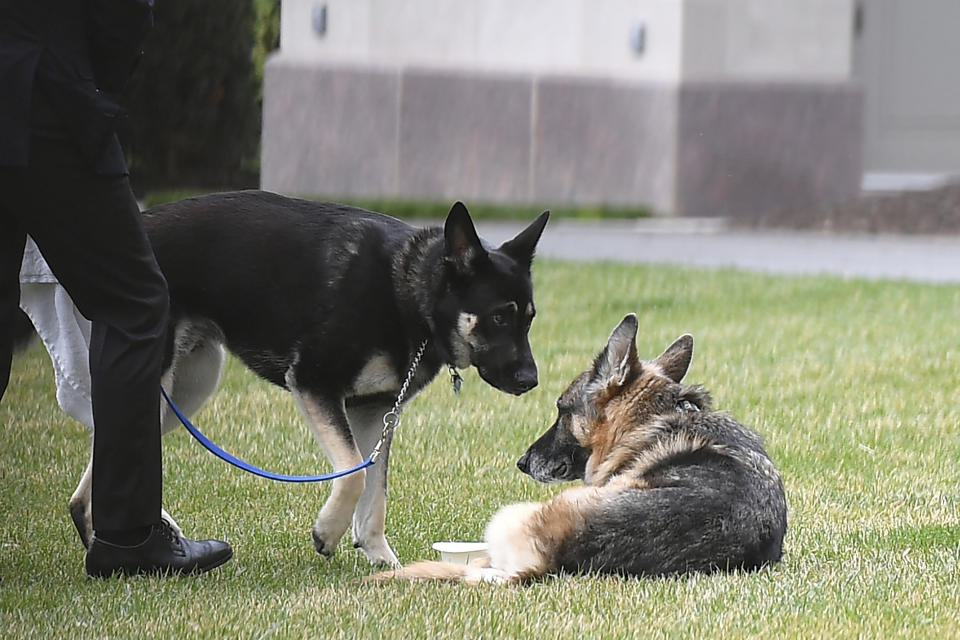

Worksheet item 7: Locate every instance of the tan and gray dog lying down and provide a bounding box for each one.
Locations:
[369,314,787,585]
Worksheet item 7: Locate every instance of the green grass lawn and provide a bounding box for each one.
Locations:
[3,261,960,639]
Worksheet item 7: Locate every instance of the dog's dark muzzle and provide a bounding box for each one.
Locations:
[510,364,538,394]
[517,418,588,483]
[517,450,532,474]
[517,450,578,484]
[479,362,538,396]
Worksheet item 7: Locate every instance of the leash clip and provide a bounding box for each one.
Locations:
[372,411,401,463]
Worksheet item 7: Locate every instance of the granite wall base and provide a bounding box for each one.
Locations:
[262,57,862,219]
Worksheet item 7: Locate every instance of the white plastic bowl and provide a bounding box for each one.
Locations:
[432,541,489,565]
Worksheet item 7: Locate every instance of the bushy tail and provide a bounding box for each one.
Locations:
[366,560,514,585]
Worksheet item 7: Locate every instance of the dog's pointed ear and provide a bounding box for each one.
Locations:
[499,211,549,267]
[444,202,487,274]
[592,313,639,389]
[654,334,693,383]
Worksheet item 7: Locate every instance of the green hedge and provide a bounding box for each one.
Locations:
[120,0,280,193]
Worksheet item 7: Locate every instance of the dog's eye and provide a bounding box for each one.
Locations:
[492,314,507,326]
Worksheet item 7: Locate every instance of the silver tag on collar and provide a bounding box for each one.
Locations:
[449,367,463,395]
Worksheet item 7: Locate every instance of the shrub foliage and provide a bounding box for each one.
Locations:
[119,0,266,191]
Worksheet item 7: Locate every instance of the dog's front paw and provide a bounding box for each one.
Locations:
[312,515,352,558]
[354,537,401,568]
[312,528,340,558]
[312,505,355,558]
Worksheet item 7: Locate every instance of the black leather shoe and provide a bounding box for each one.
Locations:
[85,520,233,578]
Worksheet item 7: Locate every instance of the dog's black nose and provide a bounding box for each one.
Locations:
[513,368,538,393]
[515,379,537,393]
[517,451,530,474]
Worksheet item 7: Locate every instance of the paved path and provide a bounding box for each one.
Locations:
[470,219,960,284]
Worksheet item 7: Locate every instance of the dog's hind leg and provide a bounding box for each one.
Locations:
[65,328,224,549]
[160,335,226,435]
[153,334,225,539]
[68,454,182,548]
[290,386,366,559]
[68,454,94,548]
[347,400,400,567]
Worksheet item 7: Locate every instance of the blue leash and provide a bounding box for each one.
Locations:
[159,339,431,484]
[160,386,374,482]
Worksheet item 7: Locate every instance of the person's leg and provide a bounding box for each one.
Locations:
[23,167,167,535]
[4,136,230,575]
[0,169,28,401]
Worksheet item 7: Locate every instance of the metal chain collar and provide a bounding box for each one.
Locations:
[370,339,429,463]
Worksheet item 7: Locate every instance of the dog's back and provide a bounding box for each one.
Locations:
[142,190,415,326]
[142,190,423,385]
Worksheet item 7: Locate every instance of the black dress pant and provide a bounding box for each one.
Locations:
[0,137,167,532]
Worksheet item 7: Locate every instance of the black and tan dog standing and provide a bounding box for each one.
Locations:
[67,191,549,568]
[373,314,787,583]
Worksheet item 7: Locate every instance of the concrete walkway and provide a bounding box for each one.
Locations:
[471,219,960,284]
